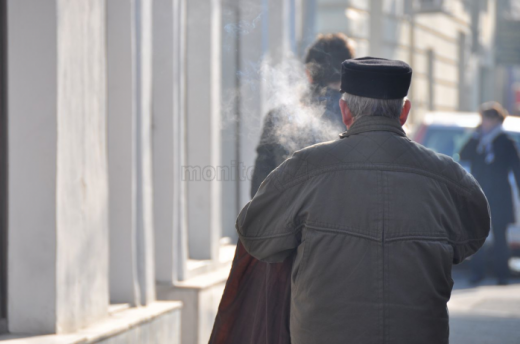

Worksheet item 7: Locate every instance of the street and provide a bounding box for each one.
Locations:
[449,263,520,344]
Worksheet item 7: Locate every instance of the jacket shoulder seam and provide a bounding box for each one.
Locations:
[304,224,486,245]
[305,223,381,242]
[238,223,304,240]
[278,162,472,196]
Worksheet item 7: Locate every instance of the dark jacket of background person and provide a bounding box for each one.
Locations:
[460,131,520,225]
[459,128,520,283]
[237,116,490,344]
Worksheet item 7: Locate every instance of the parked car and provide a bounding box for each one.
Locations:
[413,112,520,257]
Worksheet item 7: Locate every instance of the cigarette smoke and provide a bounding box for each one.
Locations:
[260,54,343,154]
[221,51,343,153]
[221,5,345,160]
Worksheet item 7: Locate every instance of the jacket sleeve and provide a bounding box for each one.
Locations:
[238,155,307,263]
[459,136,479,162]
[451,171,491,264]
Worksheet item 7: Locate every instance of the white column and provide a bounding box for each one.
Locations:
[237,0,296,206]
[185,0,222,260]
[221,0,240,240]
[107,0,140,306]
[7,0,58,334]
[107,0,156,306]
[172,0,189,280]
[267,0,292,62]
[135,0,156,308]
[222,0,297,240]
[8,0,108,334]
[300,0,316,57]
[152,0,174,285]
[369,0,383,57]
[55,0,109,332]
[153,0,189,283]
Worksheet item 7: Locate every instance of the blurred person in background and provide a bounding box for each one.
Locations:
[460,102,520,285]
[250,33,355,196]
[210,33,355,344]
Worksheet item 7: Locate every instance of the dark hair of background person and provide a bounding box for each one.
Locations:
[480,101,507,123]
[304,33,355,87]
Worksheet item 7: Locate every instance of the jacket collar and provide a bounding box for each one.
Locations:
[339,115,407,139]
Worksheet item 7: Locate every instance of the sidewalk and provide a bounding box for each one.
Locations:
[449,269,520,344]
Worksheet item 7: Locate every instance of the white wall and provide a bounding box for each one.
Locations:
[107,0,141,306]
[134,0,157,308]
[152,0,176,284]
[185,0,222,260]
[8,0,109,334]
[7,0,58,334]
[55,0,109,332]
[237,0,268,207]
[152,0,190,284]
[220,0,241,240]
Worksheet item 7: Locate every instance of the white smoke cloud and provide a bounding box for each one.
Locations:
[220,7,344,158]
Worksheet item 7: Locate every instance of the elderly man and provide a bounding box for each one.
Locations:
[236,57,491,344]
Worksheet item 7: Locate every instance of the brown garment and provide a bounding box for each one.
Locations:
[232,116,489,344]
[208,240,292,344]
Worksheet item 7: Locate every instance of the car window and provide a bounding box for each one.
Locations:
[421,126,472,161]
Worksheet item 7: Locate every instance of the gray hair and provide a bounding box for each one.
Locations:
[341,92,405,119]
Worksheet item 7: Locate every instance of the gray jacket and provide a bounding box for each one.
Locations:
[237,115,490,344]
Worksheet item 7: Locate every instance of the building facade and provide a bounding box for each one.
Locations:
[1,0,183,343]
[314,0,501,124]
[0,0,513,344]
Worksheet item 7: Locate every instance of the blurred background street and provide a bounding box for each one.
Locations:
[449,263,520,344]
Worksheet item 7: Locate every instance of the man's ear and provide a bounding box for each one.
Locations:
[339,98,354,128]
[399,99,411,126]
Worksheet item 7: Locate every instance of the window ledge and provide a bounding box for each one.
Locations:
[185,243,235,280]
[0,301,182,344]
